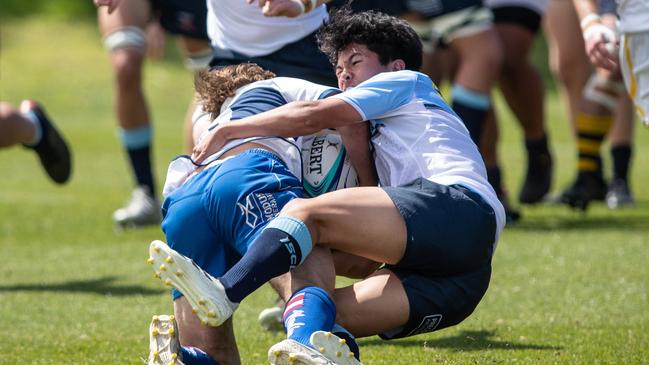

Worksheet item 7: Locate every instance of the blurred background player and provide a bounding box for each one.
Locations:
[95,0,212,228]
[0,100,72,184]
[399,1,517,221]
[545,0,636,211]
[482,0,553,214]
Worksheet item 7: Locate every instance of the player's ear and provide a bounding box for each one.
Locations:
[390,59,406,72]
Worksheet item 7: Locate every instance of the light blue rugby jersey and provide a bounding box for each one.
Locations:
[332,70,506,241]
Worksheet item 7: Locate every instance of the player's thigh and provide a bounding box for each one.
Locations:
[495,23,535,67]
[333,269,410,338]
[450,28,503,90]
[97,0,151,35]
[281,187,407,265]
[543,0,587,74]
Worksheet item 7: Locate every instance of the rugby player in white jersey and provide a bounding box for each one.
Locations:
[178,9,505,365]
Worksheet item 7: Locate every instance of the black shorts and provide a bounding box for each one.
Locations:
[406,0,483,18]
[209,30,337,87]
[380,178,497,339]
[152,0,209,40]
[491,5,543,34]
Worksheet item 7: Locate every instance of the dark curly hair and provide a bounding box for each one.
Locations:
[317,7,422,71]
[195,63,276,120]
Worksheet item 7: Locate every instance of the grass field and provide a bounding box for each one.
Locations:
[1,17,648,365]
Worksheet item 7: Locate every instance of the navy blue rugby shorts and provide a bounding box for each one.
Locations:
[380,178,496,338]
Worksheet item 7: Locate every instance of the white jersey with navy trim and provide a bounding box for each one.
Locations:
[331,70,506,241]
[206,0,328,56]
[209,77,339,177]
[163,78,339,197]
[617,0,649,33]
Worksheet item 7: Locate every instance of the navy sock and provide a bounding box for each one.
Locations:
[180,346,219,365]
[284,287,336,346]
[332,324,360,361]
[452,85,490,146]
[127,145,155,195]
[486,165,504,197]
[119,126,155,196]
[611,144,631,181]
[220,216,313,303]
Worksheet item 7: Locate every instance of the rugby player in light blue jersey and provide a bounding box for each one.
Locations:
[146,63,377,365]
[184,8,507,365]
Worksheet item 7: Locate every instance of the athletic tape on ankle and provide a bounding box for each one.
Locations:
[266,216,312,263]
[118,126,152,149]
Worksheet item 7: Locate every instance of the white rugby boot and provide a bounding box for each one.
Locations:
[268,340,334,365]
[113,186,161,229]
[267,332,361,365]
[148,240,238,327]
[148,314,183,365]
[309,331,361,365]
[258,297,285,332]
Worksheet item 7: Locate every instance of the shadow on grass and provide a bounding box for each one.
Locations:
[0,275,164,296]
[362,330,562,352]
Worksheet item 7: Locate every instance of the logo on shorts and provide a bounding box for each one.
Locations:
[237,195,259,229]
[407,314,443,337]
[237,193,280,229]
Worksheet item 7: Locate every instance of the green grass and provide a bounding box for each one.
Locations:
[1,17,648,364]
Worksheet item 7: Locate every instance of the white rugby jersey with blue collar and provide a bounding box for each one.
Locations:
[331,70,506,240]
[163,77,339,197]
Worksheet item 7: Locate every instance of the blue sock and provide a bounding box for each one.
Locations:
[119,126,155,196]
[180,346,219,365]
[220,216,313,303]
[451,85,490,146]
[332,324,360,361]
[283,287,336,346]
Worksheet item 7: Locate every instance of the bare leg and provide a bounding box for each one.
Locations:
[97,0,151,131]
[544,0,590,132]
[174,297,241,365]
[175,36,212,153]
[280,187,407,265]
[0,102,36,147]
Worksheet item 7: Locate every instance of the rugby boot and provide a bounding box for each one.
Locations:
[113,186,161,228]
[258,297,286,332]
[559,172,607,211]
[148,315,184,365]
[268,331,361,365]
[148,240,238,327]
[519,147,553,204]
[20,100,72,184]
[606,178,634,209]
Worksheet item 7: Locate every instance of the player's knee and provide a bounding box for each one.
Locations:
[103,26,146,54]
[279,198,322,239]
[112,51,144,90]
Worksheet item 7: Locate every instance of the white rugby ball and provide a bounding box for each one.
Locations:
[301,131,359,197]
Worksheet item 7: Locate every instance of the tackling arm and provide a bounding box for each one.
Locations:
[192,97,363,162]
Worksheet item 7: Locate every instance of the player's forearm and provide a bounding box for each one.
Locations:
[573,0,599,20]
[337,123,378,187]
[216,98,362,141]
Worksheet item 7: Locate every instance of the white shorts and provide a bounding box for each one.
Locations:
[620,31,649,126]
[409,5,493,52]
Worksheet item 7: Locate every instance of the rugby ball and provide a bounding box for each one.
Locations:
[301,131,359,197]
